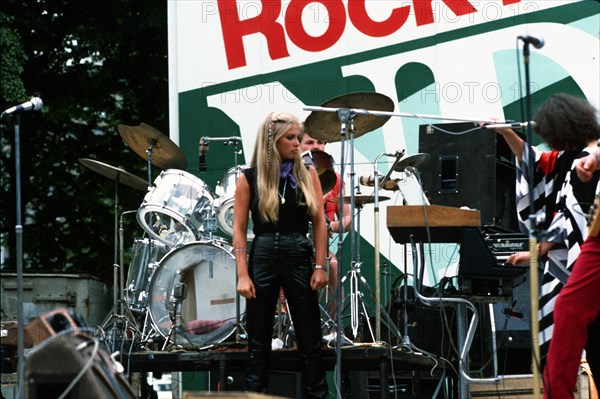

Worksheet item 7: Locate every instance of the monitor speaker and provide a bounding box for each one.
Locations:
[418,122,519,231]
[24,309,136,399]
[25,334,137,399]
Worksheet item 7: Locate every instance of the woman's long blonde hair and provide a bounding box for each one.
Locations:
[250,112,319,223]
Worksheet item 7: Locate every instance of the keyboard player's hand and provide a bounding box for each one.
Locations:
[505,251,530,266]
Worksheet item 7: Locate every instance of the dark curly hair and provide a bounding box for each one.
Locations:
[534,93,600,151]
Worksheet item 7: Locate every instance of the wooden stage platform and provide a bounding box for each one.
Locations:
[124,343,449,397]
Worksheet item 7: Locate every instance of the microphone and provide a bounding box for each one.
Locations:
[482,121,536,130]
[198,137,209,172]
[1,97,43,116]
[502,307,524,319]
[359,175,399,191]
[518,35,544,49]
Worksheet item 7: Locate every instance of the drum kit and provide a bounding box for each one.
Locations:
[79,92,436,352]
[80,124,252,350]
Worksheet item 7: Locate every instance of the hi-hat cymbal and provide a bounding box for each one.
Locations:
[393,153,430,172]
[331,195,390,206]
[118,123,188,170]
[304,92,394,143]
[79,158,148,191]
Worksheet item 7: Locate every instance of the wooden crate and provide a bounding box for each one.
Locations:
[470,373,596,398]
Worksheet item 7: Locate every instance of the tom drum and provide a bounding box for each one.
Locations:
[137,169,217,247]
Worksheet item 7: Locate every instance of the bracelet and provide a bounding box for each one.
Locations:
[233,248,248,254]
[314,265,326,270]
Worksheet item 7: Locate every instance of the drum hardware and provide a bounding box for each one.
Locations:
[304,92,397,390]
[371,151,417,348]
[198,136,243,172]
[372,150,403,341]
[201,135,252,242]
[78,159,148,336]
[162,282,188,350]
[334,190,402,342]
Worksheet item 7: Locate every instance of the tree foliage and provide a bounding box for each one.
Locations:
[1,0,168,281]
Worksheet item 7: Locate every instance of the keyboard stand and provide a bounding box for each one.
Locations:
[387,205,527,398]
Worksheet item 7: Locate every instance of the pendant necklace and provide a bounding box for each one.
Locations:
[278,179,287,204]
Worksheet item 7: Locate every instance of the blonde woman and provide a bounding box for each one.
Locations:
[233,111,329,397]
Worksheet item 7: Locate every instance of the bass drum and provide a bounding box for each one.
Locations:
[215,165,254,240]
[148,240,245,347]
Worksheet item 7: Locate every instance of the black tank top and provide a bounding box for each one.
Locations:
[242,167,310,235]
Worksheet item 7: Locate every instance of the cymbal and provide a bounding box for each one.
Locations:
[79,158,148,191]
[118,123,188,170]
[331,195,390,206]
[393,153,430,172]
[304,92,394,143]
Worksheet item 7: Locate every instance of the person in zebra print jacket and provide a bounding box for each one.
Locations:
[490,94,600,393]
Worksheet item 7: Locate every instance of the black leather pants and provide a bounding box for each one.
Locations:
[245,232,328,398]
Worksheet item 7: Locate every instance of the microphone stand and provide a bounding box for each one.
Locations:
[9,113,26,398]
[522,40,542,399]
[335,108,351,399]
[373,150,404,342]
[306,106,508,126]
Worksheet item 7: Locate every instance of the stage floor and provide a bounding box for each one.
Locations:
[124,342,448,397]
[125,343,443,374]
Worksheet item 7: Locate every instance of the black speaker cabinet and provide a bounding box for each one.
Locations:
[492,273,535,375]
[418,122,519,231]
[25,334,137,399]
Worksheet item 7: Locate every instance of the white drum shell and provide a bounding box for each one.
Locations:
[148,240,244,347]
[215,165,254,239]
[125,238,170,310]
[137,169,216,247]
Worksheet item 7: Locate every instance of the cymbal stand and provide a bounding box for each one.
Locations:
[372,150,404,342]
[340,197,403,344]
[145,139,157,187]
[99,175,123,329]
[346,200,375,341]
[99,177,132,355]
[201,135,243,168]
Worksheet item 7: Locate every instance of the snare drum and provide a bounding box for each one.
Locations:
[148,240,245,347]
[215,165,254,239]
[137,169,217,247]
[125,238,170,311]
[302,150,336,194]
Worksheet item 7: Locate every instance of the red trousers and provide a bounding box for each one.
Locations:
[544,237,600,398]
